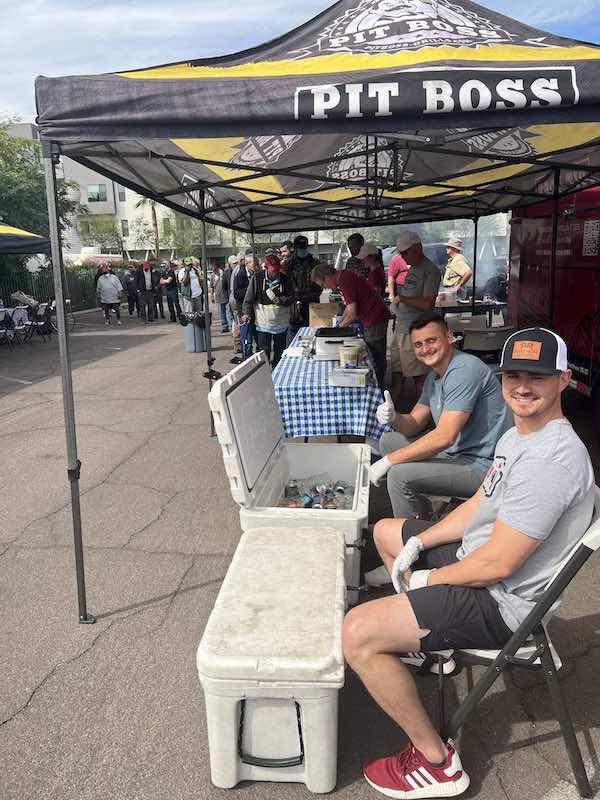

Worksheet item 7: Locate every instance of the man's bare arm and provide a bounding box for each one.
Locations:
[389,409,470,464]
[428,517,541,587]
[392,403,431,438]
[398,293,436,310]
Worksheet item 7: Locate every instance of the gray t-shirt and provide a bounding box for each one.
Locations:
[457,419,595,631]
[395,255,441,333]
[419,350,512,469]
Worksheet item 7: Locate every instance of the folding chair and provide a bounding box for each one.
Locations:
[10,306,33,345]
[0,310,14,349]
[30,303,51,341]
[438,486,600,798]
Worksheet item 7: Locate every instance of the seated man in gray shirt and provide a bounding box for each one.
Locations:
[344,327,595,799]
[369,312,512,526]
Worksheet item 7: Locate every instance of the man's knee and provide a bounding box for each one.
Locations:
[373,518,407,555]
[342,606,373,668]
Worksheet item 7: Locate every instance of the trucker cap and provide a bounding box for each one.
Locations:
[396,230,421,253]
[497,328,568,375]
[357,241,379,259]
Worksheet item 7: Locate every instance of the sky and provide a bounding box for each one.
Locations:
[1,0,600,122]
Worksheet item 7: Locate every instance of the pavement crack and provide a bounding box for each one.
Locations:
[0,609,145,729]
[122,490,181,548]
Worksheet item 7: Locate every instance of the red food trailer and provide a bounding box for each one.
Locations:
[509,187,600,423]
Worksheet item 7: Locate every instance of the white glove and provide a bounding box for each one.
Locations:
[368,456,392,486]
[376,390,396,426]
[391,537,424,593]
[408,569,434,591]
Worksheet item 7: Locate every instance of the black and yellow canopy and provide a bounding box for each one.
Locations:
[0,224,51,255]
[35,0,600,232]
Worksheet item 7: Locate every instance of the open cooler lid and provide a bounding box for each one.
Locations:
[208,352,284,507]
[197,527,346,685]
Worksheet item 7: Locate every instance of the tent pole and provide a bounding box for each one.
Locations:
[200,203,217,437]
[549,168,560,327]
[42,141,95,625]
[250,209,256,255]
[470,208,478,318]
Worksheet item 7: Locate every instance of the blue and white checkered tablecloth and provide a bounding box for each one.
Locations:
[272,328,389,439]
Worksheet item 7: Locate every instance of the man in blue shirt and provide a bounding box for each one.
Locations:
[369,312,512,521]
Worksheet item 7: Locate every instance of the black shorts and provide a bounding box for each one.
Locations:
[401,520,513,651]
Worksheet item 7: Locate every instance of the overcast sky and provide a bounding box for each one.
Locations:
[2,0,599,122]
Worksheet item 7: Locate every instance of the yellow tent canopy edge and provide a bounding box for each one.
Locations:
[117,44,600,81]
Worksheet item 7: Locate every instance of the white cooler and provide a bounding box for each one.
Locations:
[197,527,346,792]
[208,352,371,604]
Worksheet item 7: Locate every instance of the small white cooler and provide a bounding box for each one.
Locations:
[197,527,346,792]
[208,352,371,604]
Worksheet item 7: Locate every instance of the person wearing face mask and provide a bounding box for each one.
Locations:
[287,234,320,343]
[242,254,294,368]
[136,259,160,323]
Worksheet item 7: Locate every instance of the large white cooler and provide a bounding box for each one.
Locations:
[208,352,371,604]
[197,527,346,792]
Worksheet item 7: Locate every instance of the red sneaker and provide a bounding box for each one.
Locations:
[363,739,470,798]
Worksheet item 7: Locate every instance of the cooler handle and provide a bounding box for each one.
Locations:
[359,462,370,496]
[238,699,304,769]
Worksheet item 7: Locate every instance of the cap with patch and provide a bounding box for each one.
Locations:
[227,254,238,266]
[396,230,421,253]
[357,240,379,259]
[497,328,568,375]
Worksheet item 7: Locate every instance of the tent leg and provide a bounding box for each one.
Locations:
[200,207,219,436]
[42,141,95,625]
[470,210,478,317]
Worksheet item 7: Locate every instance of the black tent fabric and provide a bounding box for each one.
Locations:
[35,0,600,232]
[0,224,51,255]
[35,0,600,231]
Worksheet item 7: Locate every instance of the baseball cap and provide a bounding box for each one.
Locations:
[227,254,238,266]
[446,236,463,250]
[183,256,194,266]
[357,241,379,259]
[497,328,568,375]
[396,230,421,253]
[245,246,257,257]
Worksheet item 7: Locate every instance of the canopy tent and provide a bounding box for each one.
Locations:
[35,0,600,233]
[33,0,600,623]
[0,224,51,255]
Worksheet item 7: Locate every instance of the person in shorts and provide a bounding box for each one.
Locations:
[390,230,441,403]
[343,327,595,799]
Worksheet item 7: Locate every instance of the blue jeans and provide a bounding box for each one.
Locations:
[219,303,229,330]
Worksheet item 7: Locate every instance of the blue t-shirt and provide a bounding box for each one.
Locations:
[418,350,512,468]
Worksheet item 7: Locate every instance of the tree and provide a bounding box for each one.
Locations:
[0,119,78,275]
[131,215,155,254]
[76,213,124,253]
[135,196,160,259]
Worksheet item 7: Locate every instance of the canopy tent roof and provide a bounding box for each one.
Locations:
[35,0,600,233]
[0,224,51,255]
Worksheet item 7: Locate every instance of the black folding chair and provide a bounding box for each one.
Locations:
[30,303,52,341]
[437,486,600,798]
[0,310,14,349]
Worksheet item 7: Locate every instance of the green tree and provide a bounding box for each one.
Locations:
[76,213,124,253]
[0,120,78,275]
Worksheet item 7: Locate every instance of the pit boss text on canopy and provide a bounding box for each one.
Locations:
[295,67,579,120]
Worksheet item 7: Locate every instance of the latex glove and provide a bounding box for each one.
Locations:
[408,569,434,591]
[376,390,396,426]
[391,537,424,593]
[368,456,392,487]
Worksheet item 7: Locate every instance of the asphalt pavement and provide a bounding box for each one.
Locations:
[0,306,599,800]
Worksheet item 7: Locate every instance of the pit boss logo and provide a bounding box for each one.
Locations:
[289,0,516,57]
[230,135,301,168]
[294,67,579,121]
[447,127,539,158]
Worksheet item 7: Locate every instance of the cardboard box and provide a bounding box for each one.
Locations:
[309,302,339,328]
[328,367,370,388]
